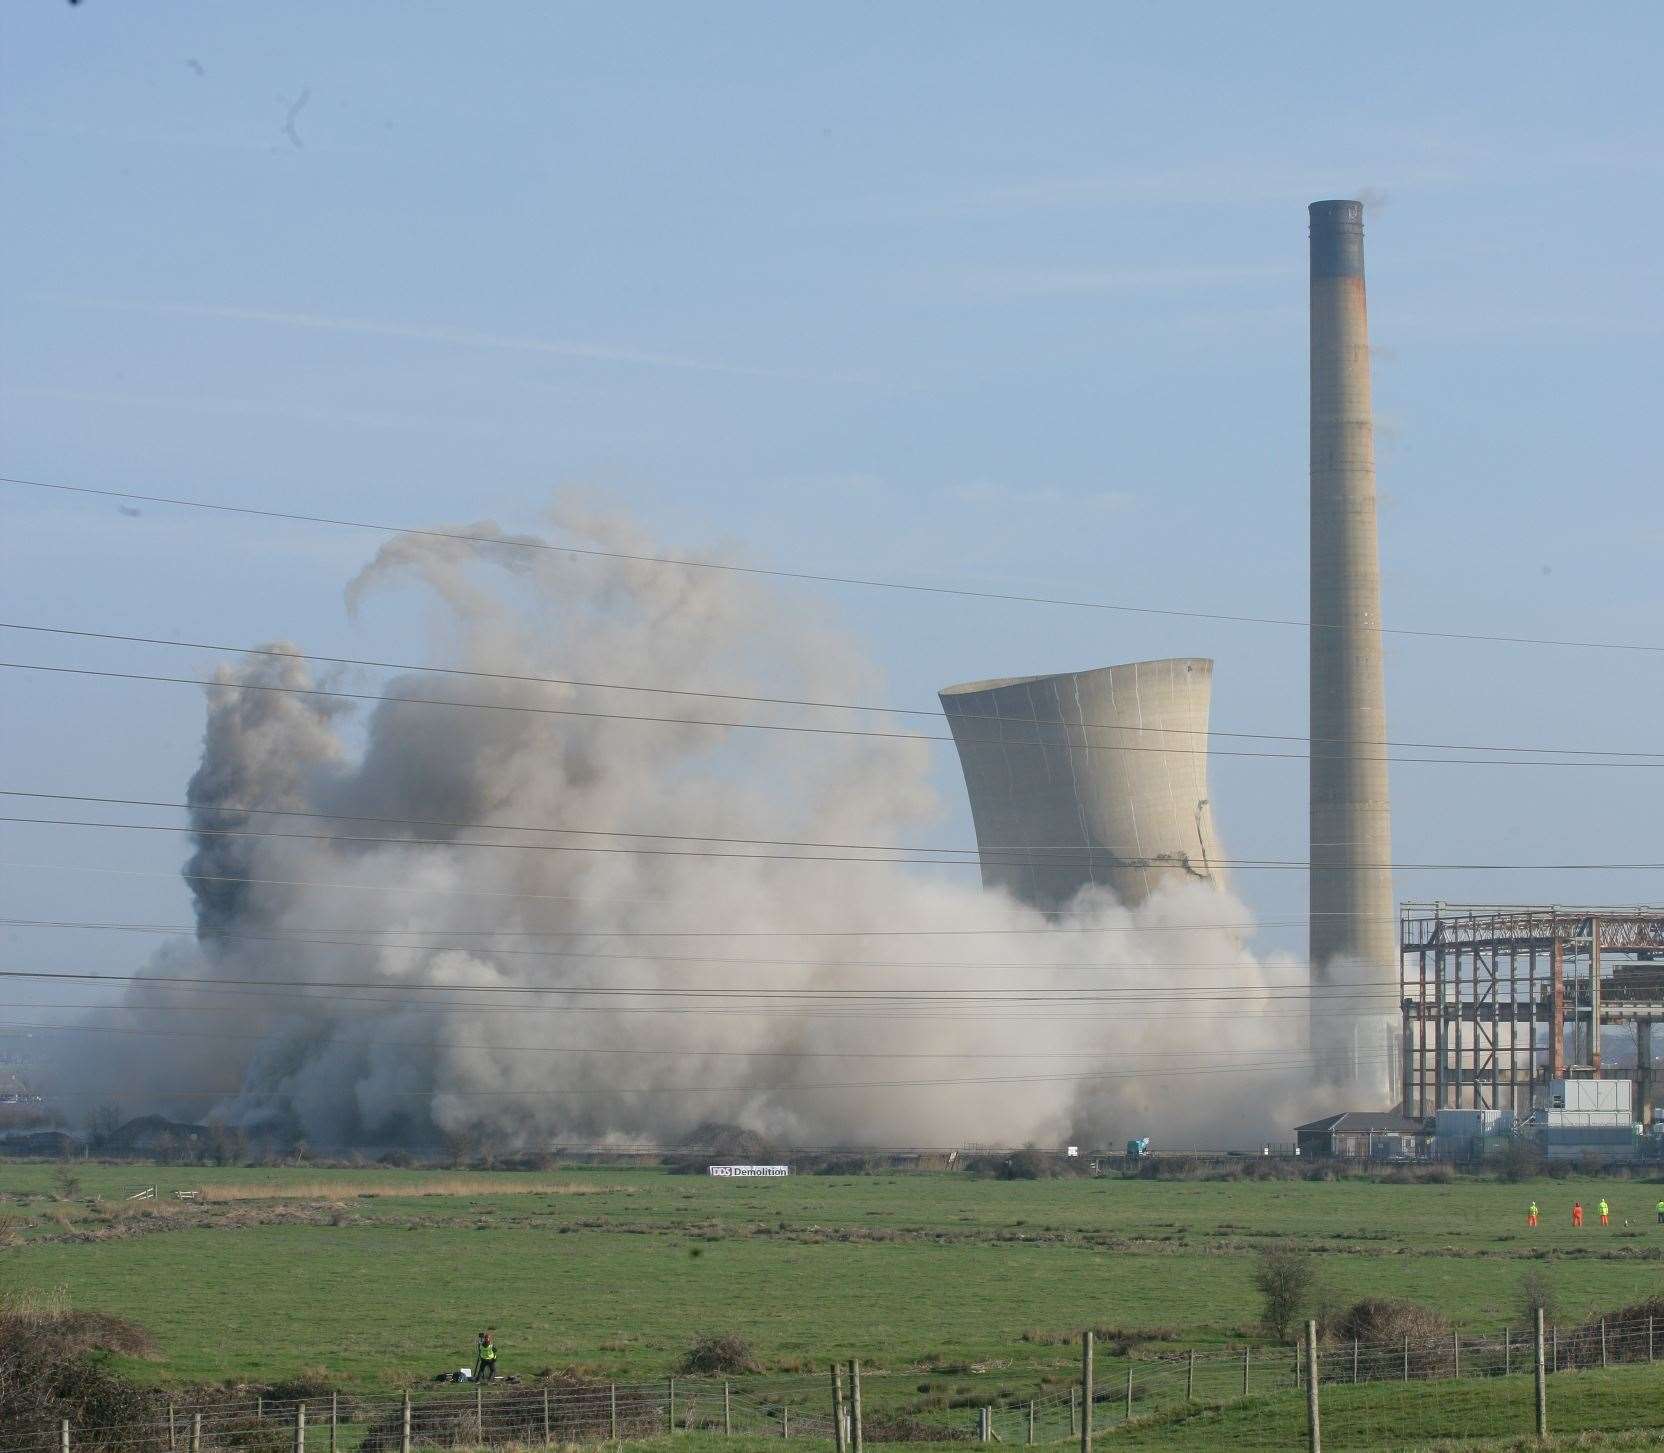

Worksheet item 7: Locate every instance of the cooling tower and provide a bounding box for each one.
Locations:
[939,659,1225,913]
[1309,199,1395,1078]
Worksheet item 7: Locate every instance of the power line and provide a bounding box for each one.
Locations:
[0,976,1392,1021]
[0,788,1412,861]
[0,965,1400,1005]
[0,915,1335,975]
[0,858,1343,930]
[7,473,1658,655]
[11,1051,1394,1099]
[0,1016,1365,1061]
[4,813,1660,870]
[0,787,1150,857]
[0,811,1187,868]
[6,620,1659,761]
[5,657,1660,770]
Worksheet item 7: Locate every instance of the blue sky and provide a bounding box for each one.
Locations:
[3,2,1662,992]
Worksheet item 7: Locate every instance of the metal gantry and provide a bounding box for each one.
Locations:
[1399,904,1664,1118]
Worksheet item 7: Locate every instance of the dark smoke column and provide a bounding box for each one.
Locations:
[1308,200,1394,1085]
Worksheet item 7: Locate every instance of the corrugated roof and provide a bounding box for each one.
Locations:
[1296,1111,1425,1135]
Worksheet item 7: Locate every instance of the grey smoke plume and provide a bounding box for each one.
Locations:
[58,502,1354,1150]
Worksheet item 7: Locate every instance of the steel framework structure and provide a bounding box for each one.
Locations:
[1399,903,1664,1118]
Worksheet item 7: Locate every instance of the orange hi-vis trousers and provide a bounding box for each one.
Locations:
[1527,1212,1538,1228]
[1573,1208,1584,1227]
[1601,1213,1610,1226]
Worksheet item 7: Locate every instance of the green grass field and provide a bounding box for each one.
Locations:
[7,1159,1664,1448]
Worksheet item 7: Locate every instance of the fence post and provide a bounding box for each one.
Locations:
[61,1421,70,1453]
[979,1407,990,1444]
[1535,1307,1548,1440]
[831,1366,846,1453]
[1351,1339,1358,1384]
[258,1397,265,1422]
[1243,1345,1250,1397]
[610,1383,618,1444]
[1027,1399,1035,1444]
[1601,1317,1608,1369]
[1651,1314,1656,1364]
[1295,1337,1302,1389]
[1552,1325,1558,1373]
[543,1385,551,1446]
[848,1360,863,1453]
[668,1378,676,1435]
[1124,1362,1133,1422]
[169,1404,176,1452]
[1187,1349,1195,1401]
[192,1413,202,1453]
[476,1383,484,1442]
[1080,1331,1093,1453]
[401,1392,411,1453]
[294,1403,306,1453]
[1504,1328,1511,1377]
[724,1381,732,1437]
[1069,1386,1078,1437]
[1453,1330,1460,1379]
[782,1404,790,1441]
[1304,1321,1322,1453]
[330,1393,337,1453]
[1402,1334,1409,1383]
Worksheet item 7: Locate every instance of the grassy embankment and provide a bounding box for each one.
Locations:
[4,1161,1664,1418]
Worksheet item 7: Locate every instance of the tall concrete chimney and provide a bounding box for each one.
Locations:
[1308,200,1394,1084]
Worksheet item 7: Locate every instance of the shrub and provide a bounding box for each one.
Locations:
[678,1333,763,1376]
[964,1149,1080,1180]
[52,1166,83,1201]
[1558,1296,1664,1369]
[1498,1138,1544,1183]
[83,1104,123,1154]
[0,1291,165,1451]
[1254,1246,1320,1343]
[1519,1268,1559,1332]
[1326,1297,1449,1346]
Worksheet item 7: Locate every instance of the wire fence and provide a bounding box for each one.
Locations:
[12,1320,1664,1453]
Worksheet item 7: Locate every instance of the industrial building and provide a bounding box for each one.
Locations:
[1295,1110,1428,1161]
[937,204,1659,1173]
[1400,903,1664,1125]
[939,659,1224,912]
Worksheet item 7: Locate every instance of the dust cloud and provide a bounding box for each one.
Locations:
[52,502,1353,1151]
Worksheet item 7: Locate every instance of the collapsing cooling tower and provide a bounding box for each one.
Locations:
[939,659,1225,912]
[1308,200,1395,1081]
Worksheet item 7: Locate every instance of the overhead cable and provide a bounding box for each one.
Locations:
[4,658,1659,770]
[4,620,1658,760]
[4,813,1659,871]
[6,473,1658,655]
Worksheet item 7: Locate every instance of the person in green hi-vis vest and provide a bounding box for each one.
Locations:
[474,1330,499,1381]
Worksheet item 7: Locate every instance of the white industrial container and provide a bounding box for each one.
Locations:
[1539,1078,1632,1126]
